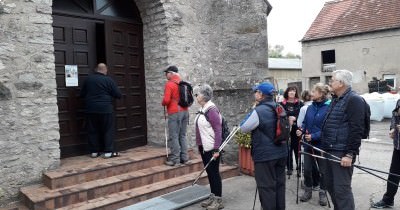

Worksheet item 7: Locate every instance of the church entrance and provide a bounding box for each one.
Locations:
[52,0,147,158]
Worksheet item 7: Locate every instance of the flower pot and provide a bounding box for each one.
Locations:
[239,146,254,176]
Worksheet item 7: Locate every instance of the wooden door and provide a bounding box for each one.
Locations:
[53,15,97,157]
[105,21,147,150]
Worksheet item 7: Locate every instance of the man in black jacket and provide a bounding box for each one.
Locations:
[81,63,122,158]
[321,69,366,210]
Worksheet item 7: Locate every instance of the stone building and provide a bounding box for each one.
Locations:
[0,0,272,205]
[268,58,302,93]
[301,0,400,93]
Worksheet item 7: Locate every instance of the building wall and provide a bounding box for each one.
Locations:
[302,29,400,93]
[268,69,302,93]
[0,0,59,205]
[0,0,271,205]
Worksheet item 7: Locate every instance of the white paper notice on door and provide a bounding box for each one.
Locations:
[65,65,78,87]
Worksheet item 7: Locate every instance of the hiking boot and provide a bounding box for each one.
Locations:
[102,152,112,158]
[300,187,312,202]
[181,159,191,165]
[371,200,394,209]
[286,170,293,176]
[206,196,223,210]
[319,190,328,206]
[312,185,320,191]
[164,160,181,167]
[201,193,215,207]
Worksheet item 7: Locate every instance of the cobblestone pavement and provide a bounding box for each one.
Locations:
[183,119,400,210]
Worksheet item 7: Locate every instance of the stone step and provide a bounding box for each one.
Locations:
[43,146,168,189]
[55,165,239,210]
[20,159,204,210]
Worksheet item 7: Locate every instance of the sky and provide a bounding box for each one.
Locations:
[267,0,329,55]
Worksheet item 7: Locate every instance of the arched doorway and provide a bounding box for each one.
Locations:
[52,0,147,158]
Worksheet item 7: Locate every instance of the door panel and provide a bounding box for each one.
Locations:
[105,21,147,150]
[53,15,97,157]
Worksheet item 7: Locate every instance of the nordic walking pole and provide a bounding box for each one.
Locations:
[301,141,400,178]
[300,151,400,188]
[252,188,258,210]
[164,106,168,158]
[296,133,303,204]
[192,126,240,186]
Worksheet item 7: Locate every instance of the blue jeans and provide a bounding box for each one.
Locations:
[167,111,189,163]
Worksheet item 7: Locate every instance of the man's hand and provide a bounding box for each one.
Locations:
[341,156,353,167]
[304,134,312,142]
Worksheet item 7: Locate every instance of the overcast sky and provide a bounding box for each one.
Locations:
[267,0,329,55]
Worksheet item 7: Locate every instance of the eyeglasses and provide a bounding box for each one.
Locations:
[329,79,340,84]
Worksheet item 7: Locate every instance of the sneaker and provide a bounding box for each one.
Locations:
[91,153,99,158]
[165,160,181,167]
[181,159,191,165]
[102,152,112,158]
[371,200,393,209]
[207,196,223,210]
[313,185,320,191]
[201,193,215,207]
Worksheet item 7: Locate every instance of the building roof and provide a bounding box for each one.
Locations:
[302,0,400,42]
[268,58,302,70]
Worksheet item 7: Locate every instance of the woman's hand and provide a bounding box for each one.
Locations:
[213,152,220,159]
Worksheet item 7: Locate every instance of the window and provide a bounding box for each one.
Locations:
[321,50,336,72]
[383,74,396,90]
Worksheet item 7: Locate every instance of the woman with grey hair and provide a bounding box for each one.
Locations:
[194,84,224,210]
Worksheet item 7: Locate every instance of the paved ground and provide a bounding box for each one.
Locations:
[183,119,400,210]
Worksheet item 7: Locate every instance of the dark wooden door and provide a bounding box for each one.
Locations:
[105,21,147,150]
[53,15,97,157]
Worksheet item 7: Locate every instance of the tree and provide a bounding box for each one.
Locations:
[268,44,301,58]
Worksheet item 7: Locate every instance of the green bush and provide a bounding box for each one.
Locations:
[234,130,251,148]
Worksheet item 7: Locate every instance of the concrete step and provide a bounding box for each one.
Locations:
[20,159,204,210]
[55,165,239,210]
[42,146,168,189]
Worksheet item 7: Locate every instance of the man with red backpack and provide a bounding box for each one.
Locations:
[162,65,190,166]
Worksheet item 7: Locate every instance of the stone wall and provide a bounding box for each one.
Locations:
[0,0,59,205]
[141,0,272,162]
[0,0,271,205]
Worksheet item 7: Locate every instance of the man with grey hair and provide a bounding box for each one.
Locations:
[320,69,367,209]
[162,65,190,166]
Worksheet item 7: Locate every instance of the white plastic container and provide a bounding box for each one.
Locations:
[362,93,384,121]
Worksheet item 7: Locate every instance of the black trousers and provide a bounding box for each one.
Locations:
[86,113,115,153]
[303,150,325,189]
[382,149,400,204]
[287,131,300,171]
[254,157,286,210]
[323,151,355,210]
[200,149,222,197]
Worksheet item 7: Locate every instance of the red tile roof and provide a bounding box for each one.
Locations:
[302,0,400,42]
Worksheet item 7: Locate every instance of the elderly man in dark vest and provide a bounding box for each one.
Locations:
[320,69,366,210]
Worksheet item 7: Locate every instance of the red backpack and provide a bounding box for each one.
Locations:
[266,103,290,145]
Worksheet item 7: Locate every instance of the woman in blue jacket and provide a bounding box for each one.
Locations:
[296,83,331,206]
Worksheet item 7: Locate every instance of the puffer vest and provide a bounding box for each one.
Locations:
[251,100,288,162]
[321,89,356,151]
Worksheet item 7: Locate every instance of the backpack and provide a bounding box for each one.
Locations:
[361,98,371,139]
[200,107,230,143]
[265,103,290,145]
[177,81,194,107]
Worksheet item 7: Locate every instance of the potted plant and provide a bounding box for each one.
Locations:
[235,131,254,176]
